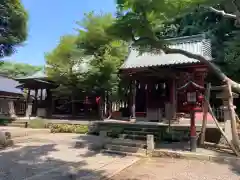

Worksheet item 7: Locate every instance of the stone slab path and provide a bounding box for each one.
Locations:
[111,157,240,180]
[0,133,139,180]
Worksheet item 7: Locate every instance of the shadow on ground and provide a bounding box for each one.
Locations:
[0,141,122,180]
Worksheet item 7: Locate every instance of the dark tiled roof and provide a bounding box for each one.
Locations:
[0,76,23,95]
[121,34,212,69]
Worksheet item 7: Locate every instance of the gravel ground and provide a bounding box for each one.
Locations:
[0,133,139,180]
[111,157,240,180]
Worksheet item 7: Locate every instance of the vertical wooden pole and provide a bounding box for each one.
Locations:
[34,89,38,115]
[172,78,177,119]
[46,89,52,117]
[200,83,211,145]
[40,89,43,102]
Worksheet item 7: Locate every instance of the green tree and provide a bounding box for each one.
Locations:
[76,13,128,117]
[0,0,28,58]
[45,35,86,116]
[0,61,42,78]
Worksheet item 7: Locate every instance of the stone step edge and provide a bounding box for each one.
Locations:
[104,144,147,155]
[110,138,146,146]
[101,149,146,158]
[152,149,240,163]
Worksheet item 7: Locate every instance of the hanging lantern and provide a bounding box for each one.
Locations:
[155,84,158,90]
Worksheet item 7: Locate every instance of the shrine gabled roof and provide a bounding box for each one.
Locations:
[0,75,23,95]
[16,68,47,81]
[120,34,212,69]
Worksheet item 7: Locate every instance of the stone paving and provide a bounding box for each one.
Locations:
[111,157,240,180]
[0,133,139,180]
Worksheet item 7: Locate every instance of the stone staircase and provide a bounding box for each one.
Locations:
[103,138,147,157]
[102,126,163,156]
[118,126,161,141]
[7,120,28,128]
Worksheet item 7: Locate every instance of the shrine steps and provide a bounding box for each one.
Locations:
[103,138,147,157]
[7,121,28,128]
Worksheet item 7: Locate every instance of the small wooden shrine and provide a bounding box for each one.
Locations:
[16,68,58,117]
[119,34,211,122]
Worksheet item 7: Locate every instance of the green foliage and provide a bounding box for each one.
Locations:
[0,61,42,78]
[48,123,89,134]
[112,0,221,51]
[76,13,128,98]
[45,35,86,95]
[0,0,28,57]
[28,119,47,129]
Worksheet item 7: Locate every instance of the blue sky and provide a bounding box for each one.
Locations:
[5,0,116,66]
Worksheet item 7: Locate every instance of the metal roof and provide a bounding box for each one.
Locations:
[16,68,47,80]
[0,76,23,95]
[121,34,212,69]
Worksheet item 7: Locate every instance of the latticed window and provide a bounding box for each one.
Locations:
[19,102,25,114]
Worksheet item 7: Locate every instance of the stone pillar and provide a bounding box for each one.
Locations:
[25,89,32,117]
[130,80,136,122]
[223,100,233,140]
[147,134,154,155]
[25,102,33,118]
[8,100,16,118]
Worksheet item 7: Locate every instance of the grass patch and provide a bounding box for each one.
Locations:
[28,119,47,129]
[48,123,89,134]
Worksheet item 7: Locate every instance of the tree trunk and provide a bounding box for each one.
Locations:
[200,83,211,145]
[226,82,240,150]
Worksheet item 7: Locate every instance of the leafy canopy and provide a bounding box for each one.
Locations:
[112,0,222,50]
[0,0,28,58]
[76,12,128,97]
[45,35,86,95]
[0,61,42,78]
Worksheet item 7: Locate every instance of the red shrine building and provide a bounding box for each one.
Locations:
[119,34,211,122]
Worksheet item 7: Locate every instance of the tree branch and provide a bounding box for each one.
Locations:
[209,7,237,19]
[162,46,240,92]
[232,0,240,12]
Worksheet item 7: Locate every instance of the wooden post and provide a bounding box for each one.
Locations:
[171,78,177,119]
[46,89,52,117]
[40,89,43,102]
[34,89,38,115]
[200,83,211,145]
[51,98,55,115]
